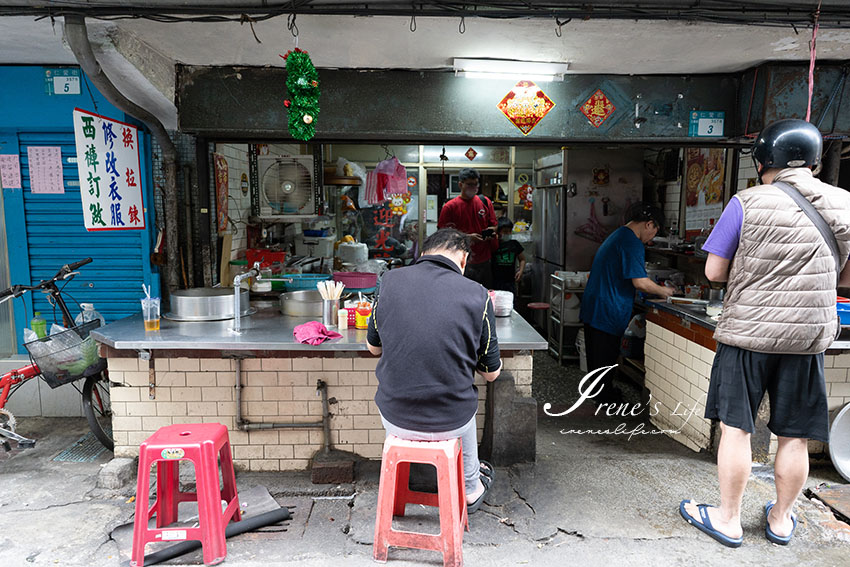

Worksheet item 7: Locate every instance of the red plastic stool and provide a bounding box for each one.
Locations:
[373,436,469,567]
[130,423,241,567]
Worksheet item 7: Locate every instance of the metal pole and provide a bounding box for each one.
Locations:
[233,355,323,431]
[319,379,331,453]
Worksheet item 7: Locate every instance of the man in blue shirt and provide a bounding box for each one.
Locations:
[580,203,674,403]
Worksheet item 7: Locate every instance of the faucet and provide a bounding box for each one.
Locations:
[230,261,261,334]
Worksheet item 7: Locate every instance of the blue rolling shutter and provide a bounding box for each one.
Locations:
[8,131,156,352]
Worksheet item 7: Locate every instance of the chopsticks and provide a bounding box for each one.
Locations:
[317,280,345,300]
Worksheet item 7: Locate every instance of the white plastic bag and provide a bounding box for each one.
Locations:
[626,314,646,339]
[49,323,68,336]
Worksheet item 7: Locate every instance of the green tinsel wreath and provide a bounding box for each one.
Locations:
[281,49,320,141]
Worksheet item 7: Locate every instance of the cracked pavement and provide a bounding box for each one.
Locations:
[3,402,850,565]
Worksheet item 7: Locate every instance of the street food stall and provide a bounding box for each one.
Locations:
[92,297,545,471]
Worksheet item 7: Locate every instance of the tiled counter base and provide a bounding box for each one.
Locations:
[105,350,533,471]
[644,310,716,453]
[645,307,850,459]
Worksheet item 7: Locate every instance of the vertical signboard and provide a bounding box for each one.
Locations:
[72,108,145,231]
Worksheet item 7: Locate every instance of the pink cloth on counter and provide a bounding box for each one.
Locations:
[293,321,343,345]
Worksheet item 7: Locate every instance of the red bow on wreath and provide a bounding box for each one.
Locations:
[280,48,307,61]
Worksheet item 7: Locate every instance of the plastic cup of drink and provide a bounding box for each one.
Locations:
[141,297,161,331]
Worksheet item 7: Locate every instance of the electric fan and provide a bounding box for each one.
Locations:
[257,155,317,217]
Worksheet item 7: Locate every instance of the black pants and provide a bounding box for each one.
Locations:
[583,324,622,401]
[465,261,493,289]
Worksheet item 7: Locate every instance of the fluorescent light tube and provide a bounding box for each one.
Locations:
[453,58,569,81]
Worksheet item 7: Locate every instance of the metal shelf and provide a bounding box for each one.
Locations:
[548,274,583,364]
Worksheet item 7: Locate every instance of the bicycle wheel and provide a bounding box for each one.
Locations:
[82,373,113,451]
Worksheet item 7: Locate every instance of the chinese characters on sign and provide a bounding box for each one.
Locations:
[72,108,145,231]
[688,111,724,137]
[580,89,616,128]
[44,68,82,96]
[497,81,555,135]
[372,206,397,258]
[27,146,65,194]
[0,154,22,189]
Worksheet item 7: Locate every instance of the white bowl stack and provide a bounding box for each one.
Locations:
[492,290,514,317]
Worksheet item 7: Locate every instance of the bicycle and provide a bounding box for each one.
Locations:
[0,258,113,451]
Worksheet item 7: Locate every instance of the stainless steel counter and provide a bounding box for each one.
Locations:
[644,299,718,330]
[644,298,850,350]
[91,307,547,352]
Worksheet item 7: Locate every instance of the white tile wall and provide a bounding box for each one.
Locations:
[646,321,850,459]
[214,144,252,259]
[737,152,759,192]
[663,180,682,233]
[644,322,713,452]
[214,143,303,261]
[110,352,533,471]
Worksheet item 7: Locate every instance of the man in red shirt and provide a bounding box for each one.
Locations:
[437,168,498,287]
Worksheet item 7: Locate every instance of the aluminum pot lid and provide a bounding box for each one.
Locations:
[171,287,245,298]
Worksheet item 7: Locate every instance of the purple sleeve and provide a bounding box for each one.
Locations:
[702,197,742,260]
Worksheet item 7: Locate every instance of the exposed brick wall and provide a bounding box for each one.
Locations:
[108,351,533,471]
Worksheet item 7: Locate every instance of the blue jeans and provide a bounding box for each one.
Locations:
[380,413,480,495]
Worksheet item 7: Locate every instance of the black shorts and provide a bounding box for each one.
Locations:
[704,343,829,443]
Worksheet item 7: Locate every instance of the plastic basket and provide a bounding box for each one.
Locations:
[838,303,850,326]
[333,271,378,290]
[246,248,286,268]
[283,274,331,291]
[24,320,107,389]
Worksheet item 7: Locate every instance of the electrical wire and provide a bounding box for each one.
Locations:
[806,0,822,122]
[5,2,848,29]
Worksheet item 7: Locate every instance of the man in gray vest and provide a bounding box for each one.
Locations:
[680,119,850,547]
[367,228,502,513]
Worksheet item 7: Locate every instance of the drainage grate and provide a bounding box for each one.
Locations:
[52,431,108,462]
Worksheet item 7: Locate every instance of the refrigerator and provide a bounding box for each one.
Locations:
[531,151,566,329]
[531,149,644,328]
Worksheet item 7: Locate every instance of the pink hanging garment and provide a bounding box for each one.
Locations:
[365,170,381,204]
[383,158,409,196]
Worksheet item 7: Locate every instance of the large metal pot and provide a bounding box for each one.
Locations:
[279,290,323,317]
[165,287,252,321]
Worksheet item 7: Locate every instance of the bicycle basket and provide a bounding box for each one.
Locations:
[23,320,107,389]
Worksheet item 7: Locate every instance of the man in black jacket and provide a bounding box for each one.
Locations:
[367,228,502,512]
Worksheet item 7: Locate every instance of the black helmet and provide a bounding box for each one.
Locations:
[752,119,822,169]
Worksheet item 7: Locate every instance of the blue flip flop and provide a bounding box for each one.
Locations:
[764,501,797,545]
[679,500,744,548]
